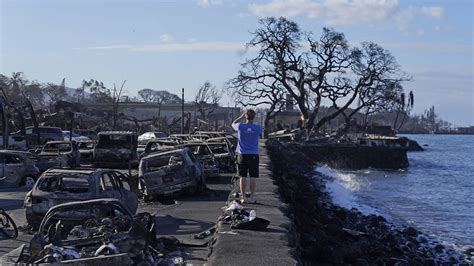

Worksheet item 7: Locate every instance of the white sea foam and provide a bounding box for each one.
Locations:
[316,165,381,216]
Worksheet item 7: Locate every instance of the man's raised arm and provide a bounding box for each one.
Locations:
[231,112,245,130]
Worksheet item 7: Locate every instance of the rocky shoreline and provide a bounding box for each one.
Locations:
[266,140,472,265]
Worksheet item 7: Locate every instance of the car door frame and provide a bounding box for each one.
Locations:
[112,171,138,213]
[3,153,26,186]
[98,171,121,200]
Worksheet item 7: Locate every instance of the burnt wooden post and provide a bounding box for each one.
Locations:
[181,88,185,134]
[69,111,74,141]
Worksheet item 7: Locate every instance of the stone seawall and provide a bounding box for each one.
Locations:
[289,142,409,169]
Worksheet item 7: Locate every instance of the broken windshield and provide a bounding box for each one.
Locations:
[96,134,132,149]
[78,142,94,149]
[208,144,228,154]
[143,154,184,172]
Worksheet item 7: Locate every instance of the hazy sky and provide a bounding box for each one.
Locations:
[1,0,473,126]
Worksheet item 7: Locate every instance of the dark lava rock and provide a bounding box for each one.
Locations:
[387,257,409,266]
[343,245,363,262]
[404,226,418,237]
[334,208,348,220]
[434,244,445,253]
[416,234,428,243]
[325,223,343,237]
[465,247,474,256]
[354,258,369,266]
[382,232,397,246]
[422,258,436,266]
[400,244,411,253]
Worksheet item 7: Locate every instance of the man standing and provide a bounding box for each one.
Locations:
[232,109,262,204]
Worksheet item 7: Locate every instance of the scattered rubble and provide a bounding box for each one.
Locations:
[220,201,270,231]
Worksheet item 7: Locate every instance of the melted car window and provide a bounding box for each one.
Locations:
[145,154,183,172]
[4,154,23,164]
[209,144,228,154]
[38,174,90,193]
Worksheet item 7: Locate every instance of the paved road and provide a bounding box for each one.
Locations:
[0,186,31,256]
[0,173,232,263]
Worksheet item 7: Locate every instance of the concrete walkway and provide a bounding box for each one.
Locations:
[209,142,297,265]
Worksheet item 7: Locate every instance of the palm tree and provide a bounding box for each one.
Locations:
[393,91,414,131]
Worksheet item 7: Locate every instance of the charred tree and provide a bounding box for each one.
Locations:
[231,17,408,135]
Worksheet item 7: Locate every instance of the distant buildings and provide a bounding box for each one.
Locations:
[456,126,474,134]
[52,101,240,133]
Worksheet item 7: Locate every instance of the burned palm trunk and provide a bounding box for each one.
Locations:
[0,96,8,147]
[25,99,41,146]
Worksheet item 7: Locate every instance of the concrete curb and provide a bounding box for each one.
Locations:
[208,142,297,265]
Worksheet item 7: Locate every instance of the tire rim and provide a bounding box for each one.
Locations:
[24,176,35,188]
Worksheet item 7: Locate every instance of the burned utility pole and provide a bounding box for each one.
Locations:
[181,88,184,134]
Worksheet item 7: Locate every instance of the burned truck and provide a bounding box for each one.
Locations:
[138,148,204,198]
[39,141,81,168]
[93,131,138,168]
[25,168,138,227]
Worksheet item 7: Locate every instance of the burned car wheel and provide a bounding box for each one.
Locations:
[21,176,36,188]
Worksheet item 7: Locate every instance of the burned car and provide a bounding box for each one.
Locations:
[26,126,63,146]
[25,168,138,227]
[138,131,168,145]
[2,199,155,265]
[77,140,95,164]
[138,148,204,198]
[138,139,179,159]
[179,142,219,178]
[168,134,190,144]
[39,141,80,168]
[1,149,51,173]
[94,131,138,168]
[206,139,236,173]
[0,150,39,188]
[193,131,227,138]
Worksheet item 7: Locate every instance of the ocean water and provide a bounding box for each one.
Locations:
[318,134,474,248]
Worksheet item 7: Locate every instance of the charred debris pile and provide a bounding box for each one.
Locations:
[266,140,471,265]
[3,199,184,264]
